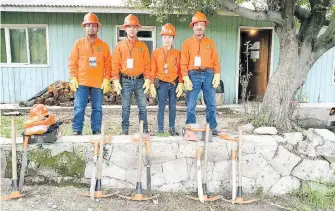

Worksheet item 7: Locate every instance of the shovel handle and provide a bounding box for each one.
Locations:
[196,148,201,160]
[145,141,151,154]
[11,118,18,180]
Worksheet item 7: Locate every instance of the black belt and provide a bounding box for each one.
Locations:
[121,74,144,80]
[192,68,212,72]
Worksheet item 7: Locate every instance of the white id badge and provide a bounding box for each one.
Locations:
[127,58,134,69]
[194,56,201,67]
[164,63,168,74]
[89,57,97,67]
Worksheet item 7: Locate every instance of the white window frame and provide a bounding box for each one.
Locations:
[1,24,50,67]
[115,25,156,50]
[333,49,335,86]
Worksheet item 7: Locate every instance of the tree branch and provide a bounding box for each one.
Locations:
[295,5,311,21]
[314,13,335,59]
[216,0,283,24]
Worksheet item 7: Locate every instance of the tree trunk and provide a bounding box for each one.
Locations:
[262,28,312,131]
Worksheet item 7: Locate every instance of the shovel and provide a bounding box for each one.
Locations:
[1,118,26,200]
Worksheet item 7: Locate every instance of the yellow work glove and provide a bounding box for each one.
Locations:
[143,79,151,94]
[176,83,184,98]
[113,79,122,96]
[101,79,111,94]
[212,73,220,89]
[69,77,78,92]
[182,76,193,91]
[149,84,157,98]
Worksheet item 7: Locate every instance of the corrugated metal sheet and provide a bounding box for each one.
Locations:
[0,0,127,7]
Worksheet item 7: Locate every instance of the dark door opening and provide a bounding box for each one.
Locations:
[238,29,272,102]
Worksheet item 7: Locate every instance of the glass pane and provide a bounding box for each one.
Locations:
[10,28,27,63]
[28,28,47,64]
[1,29,6,63]
[137,30,152,38]
[118,29,126,38]
[143,41,153,56]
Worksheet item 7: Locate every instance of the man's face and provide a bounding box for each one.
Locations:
[162,35,174,48]
[85,24,98,37]
[126,25,138,38]
[193,22,206,36]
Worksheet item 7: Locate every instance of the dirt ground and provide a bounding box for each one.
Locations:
[1,108,247,138]
[0,185,296,211]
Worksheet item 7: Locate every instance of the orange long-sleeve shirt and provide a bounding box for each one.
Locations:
[69,37,112,88]
[151,47,182,84]
[112,38,151,80]
[181,35,220,76]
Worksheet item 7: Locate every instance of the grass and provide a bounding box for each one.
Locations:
[291,182,335,211]
[0,116,25,138]
[156,131,171,137]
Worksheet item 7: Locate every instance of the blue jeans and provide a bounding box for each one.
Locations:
[186,69,217,129]
[157,81,177,131]
[72,85,103,132]
[121,78,148,132]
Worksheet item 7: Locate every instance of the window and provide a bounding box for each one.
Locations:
[116,26,156,54]
[1,24,49,66]
[333,50,335,85]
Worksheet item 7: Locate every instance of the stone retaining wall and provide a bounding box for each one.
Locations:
[1,128,334,195]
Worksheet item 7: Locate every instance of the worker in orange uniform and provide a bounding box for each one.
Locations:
[69,12,112,135]
[181,12,221,135]
[150,23,183,136]
[112,14,151,135]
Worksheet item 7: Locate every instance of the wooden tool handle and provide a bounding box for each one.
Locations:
[145,141,151,154]
[11,118,18,179]
[231,149,236,160]
[196,148,201,160]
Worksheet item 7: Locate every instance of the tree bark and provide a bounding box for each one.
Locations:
[262,28,314,131]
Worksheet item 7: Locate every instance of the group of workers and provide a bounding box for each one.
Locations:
[69,11,221,136]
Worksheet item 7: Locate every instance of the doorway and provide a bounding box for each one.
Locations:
[237,27,273,103]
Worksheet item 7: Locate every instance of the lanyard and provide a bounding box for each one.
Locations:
[163,47,172,64]
[125,39,137,58]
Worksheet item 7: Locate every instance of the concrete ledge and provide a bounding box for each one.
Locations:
[1,130,335,195]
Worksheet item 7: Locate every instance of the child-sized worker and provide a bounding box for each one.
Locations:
[150,23,183,136]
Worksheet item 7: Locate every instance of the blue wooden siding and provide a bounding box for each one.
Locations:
[1,12,332,104]
[300,48,335,103]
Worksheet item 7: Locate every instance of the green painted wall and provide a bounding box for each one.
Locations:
[8,12,331,104]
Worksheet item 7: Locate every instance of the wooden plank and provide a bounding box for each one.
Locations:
[2,68,10,103]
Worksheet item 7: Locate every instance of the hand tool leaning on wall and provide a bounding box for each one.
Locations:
[118,120,159,201]
[186,124,221,202]
[1,118,27,200]
[80,119,119,200]
[222,128,258,204]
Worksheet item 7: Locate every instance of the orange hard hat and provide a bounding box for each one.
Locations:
[160,23,177,36]
[122,14,142,28]
[189,11,210,27]
[29,104,49,121]
[81,12,101,27]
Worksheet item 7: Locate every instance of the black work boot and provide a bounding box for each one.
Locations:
[120,130,129,135]
[211,128,219,136]
[169,128,179,136]
[92,130,101,135]
[73,131,82,136]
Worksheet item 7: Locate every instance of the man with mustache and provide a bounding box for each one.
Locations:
[112,14,151,135]
[69,12,112,135]
[181,11,221,135]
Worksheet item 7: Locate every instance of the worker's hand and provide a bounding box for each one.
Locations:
[143,79,151,94]
[182,76,193,91]
[176,83,184,97]
[212,73,220,89]
[101,79,111,94]
[113,79,122,95]
[69,77,78,92]
[149,84,157,98]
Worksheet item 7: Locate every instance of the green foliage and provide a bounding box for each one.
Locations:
[291,182,335,210]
